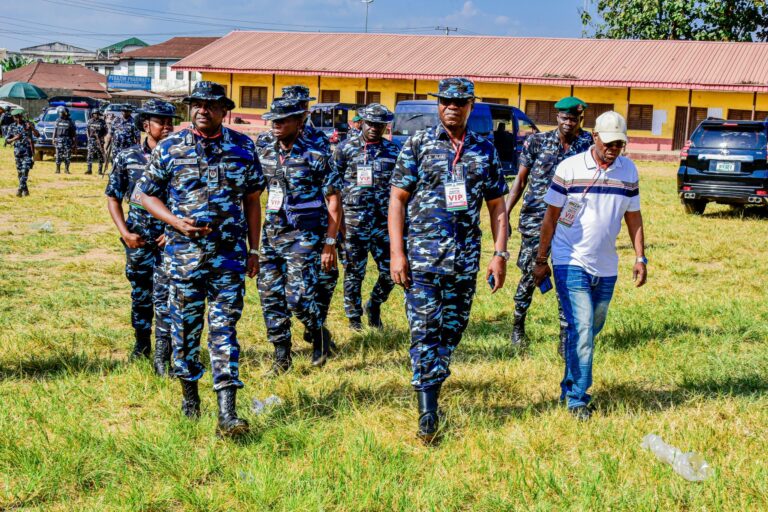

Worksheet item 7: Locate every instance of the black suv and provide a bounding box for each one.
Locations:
[677,119,768,214]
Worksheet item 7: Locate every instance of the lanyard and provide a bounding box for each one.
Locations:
[362,140,380,164]
[449,133,465,168]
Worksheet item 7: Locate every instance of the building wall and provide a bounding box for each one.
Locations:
[113,59,202,94]
[200,71,768,148]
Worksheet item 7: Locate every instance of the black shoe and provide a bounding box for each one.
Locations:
[129,333,152,360]
[98,165,104,175]
[85,166,92,175]
[310,327,329,367]
[64,167,71,174]
[216,387,250,438]
[267,344,292,376]
[349,317,363,331]
[558,325,567,360]
[153,336,171,377]
[365,300,383,329]
[22,188,29,197]
[511,315,527,351]
[180,380,201,419]
[569,405,592,421]
[55,166,61,174]
[416,387,441,444]
[16,188,22,197]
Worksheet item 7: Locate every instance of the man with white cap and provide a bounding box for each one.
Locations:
[533,111,647,421]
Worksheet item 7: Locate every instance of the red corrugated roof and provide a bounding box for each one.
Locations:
[1,62,110,98]
[120,37,220,60]
[173,31,768,92]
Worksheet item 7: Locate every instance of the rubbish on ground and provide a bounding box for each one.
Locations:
[641,434,714,481]
[252,394,283,415]
[30,221,54,233]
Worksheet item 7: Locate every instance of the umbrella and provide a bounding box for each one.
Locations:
[0,81,48,100]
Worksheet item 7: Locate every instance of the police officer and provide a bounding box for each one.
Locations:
[389,78,510,443]
[108,105,140,162]
[331,103,399,330]
[86,110,108,175]
[256,98,342,374]
[52,106,76,174]
[106,100,180,375]
[6,108,39,197]
[347,114,363,139]
[140,82,265,438]
[505,97,593,356]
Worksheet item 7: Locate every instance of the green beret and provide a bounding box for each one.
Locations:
[352,114,362,122]
[554,96,588,115]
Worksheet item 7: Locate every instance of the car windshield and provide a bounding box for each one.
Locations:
[392,106,493,136]
[693,126,767,150]
[311,108,347,129]
[42,109,88,123]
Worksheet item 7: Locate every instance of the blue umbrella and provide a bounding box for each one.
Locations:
[0,81,48,100]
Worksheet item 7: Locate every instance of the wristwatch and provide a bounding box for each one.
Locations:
[636,256,648,265]
[324,237,337,246]
[249,248,259,255]
[493,250,510,261]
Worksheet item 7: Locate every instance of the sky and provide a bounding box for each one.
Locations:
[1,0,590,52]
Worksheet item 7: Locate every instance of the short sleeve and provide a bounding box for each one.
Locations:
[483,146,509,201]
[329,142,347,182]
[544,162,569,208]
[518,133,538,169]
[241,139,266,195]
[390,134,419,193]
[104,152,129,200]
[627,163,641,212]
[139,144,172,197]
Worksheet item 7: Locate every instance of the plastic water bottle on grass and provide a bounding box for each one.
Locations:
[252,394,283,415]
[641,434,714,482]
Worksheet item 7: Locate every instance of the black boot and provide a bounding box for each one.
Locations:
[349,316,363,331]
[22,187,29,197]
[304,326,337,353]
[558,325,568,360]
[511,314,527,351]
[216,387,249,438]
[180,380,201,419]
[85,164,92,175]
[311,327,329,367]
[365,300,383,329]
[416,386,441,444]
[267,343,292,376]
[16,188,22,197]
[129,332,151,360]
[55,164,61,174]
[64,164,71,175]
[98,163,104,175]
[153,336,171,376]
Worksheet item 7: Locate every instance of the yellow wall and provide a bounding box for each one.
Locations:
[201,71,768,142]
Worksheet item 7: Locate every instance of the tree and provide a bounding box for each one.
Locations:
[581,0,768,41]
[1,55,35,72]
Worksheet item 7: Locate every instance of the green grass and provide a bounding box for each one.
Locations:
[0,146,767,511]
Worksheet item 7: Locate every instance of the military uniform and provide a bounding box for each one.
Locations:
[140,126,265,390]
[393,121,508,391]
[111,115,140,157]
[86,116,108,174]
[256,99,341,369]
[7,118,35,196]
[53,115,76,173]
[105,141,170,355]
[331,104,399,327]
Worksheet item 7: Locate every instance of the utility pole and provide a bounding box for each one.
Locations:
[362,0,374,33]
[435,26,458,36]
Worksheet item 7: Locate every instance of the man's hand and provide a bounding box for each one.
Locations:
[390,251,411,289]
[246,254,260,278]
[321,244,337,272]
[533,262,551,287]
[486,255,506,293]
[123,232,145,249]
[633,262,647,287]
[172,217,212,238]
[155,233,167,249]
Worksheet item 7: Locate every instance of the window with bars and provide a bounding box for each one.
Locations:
[241,86,268,109]
[728,109,768,121]
[147,61,155,78]
[483,97,509,105]
[524,100,557,125]
[582,103,614,128]
[159,62,167,80]
[127,61,135,76]
[321,90,340,103]
[356,91,381,104]
[627,104,653,131]
[176,70,184,81]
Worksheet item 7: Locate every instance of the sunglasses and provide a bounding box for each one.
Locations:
[439,97,471,108]
[603,140,626,149]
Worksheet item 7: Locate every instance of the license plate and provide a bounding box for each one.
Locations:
[714,161,738,173]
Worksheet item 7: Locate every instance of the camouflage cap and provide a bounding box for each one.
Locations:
[429,77,475,99]
[281,85,316,102]
[262,98,307,121]
[114,103,135,112]
[358,103,394,124]
[183,81,236,110]
[554,96,588,116]
[138,99,180,119]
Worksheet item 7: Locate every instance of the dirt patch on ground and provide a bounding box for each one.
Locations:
[4,247,122,264]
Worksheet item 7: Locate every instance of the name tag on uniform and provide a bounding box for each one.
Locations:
[207,166,219,185]
[127,164,145,170]
[128,184,145,209]
[357,165,373,187]
[558,198,584,227]
[266,184,284,213]
[445,182,468,211]
[174,158,198,165]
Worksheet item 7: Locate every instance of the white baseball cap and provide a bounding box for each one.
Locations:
[594,111,628,143]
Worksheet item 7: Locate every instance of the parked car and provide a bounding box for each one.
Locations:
[677,118,768,214]
[309,102,362,145]
[33,96,101,161]
[391,100,538,178]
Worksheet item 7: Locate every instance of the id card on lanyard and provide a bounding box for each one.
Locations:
[444,134,468,211]
[267,151,288,213]
[557,165,603,227]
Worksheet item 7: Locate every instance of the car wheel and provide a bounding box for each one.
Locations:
[682,199,706,215]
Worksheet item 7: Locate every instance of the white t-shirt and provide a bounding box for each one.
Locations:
[543,148,641,277]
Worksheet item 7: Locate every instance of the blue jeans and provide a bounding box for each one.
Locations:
[553,265,617,409]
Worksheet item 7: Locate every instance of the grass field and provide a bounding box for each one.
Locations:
[0,145,766,511]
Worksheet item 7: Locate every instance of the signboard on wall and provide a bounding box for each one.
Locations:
[107,75,152,91]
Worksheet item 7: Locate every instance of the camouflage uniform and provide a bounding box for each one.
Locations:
[86,117,108,174]
[53,117,76,170]
[105,142,170,350]
[514,129,593,325]
[256,131,340,351]
[392,124,508,391]
[111,116,140,157]
[140,126,266,390]
[7,121,34,194]
[332,129,399,323]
